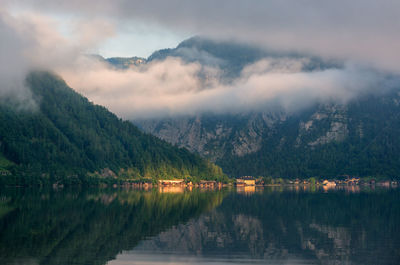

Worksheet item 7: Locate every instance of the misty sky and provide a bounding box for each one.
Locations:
[1,0,400,118]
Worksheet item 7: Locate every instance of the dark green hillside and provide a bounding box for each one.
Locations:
[0,72,225,185]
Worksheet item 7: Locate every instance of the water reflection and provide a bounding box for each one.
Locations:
[0,187,398,265]
[158,186,186,193]
[115,187,400,265]
[236,185,256,194]
[108,252,318,265]
[0,188,226,265]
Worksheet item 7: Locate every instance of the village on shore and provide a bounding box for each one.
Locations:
[113,176,399,191]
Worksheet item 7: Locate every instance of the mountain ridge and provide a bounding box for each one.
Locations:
[137,92,400,178]
[131,37,400,178]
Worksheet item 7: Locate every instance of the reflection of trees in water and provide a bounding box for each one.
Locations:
[136,190,400,265]
[0,188,226,265]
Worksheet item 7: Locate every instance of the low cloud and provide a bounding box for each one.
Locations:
[0,9,36,109]
[0,8,115,109]
[61,56,391,119]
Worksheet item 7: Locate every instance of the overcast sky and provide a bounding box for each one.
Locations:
[1,0,399,118]
[3,0,400,70]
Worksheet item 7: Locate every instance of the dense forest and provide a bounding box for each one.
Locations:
[0,72,226,185]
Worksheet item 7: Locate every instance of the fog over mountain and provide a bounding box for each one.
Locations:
[130,38,400,177]
[73,38,396,119]
[1,1,400,119]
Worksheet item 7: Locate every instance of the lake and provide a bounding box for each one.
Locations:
[0,186,399,265]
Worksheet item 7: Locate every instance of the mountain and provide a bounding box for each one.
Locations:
[133,37,400,179]
[147,36,341,79]
[137,94,400,178]
[90,54,147,69]
[0,72,225,185]
[105,56,146,69]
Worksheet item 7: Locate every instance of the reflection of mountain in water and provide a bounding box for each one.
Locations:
[0,189,226,265]
[133,190,400,265]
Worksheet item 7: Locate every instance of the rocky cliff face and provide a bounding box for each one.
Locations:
[296,104,349,147]
[138,111,287,162]
[135,91,400,177]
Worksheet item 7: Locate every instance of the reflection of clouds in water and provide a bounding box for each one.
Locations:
[107,252,311,264]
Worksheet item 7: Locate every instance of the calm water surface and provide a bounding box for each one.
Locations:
[0,186,399,265]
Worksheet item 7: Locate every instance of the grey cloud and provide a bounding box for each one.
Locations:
[0,7,115,108]
[172,47,225,68]
[5,0,400,73]
[0,9,37,109]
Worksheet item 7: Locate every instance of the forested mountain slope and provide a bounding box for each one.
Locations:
[0,72,225,185]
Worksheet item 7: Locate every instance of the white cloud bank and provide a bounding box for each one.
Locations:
[61,57,390,119]
[0,2,398,118]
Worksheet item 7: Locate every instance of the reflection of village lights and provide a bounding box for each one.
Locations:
[236,185,256,194]
[159,186,185,193]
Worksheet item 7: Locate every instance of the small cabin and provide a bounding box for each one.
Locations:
[322,180,337,191]
[345,177,360,185]
[199,180,217,187]
[158,179,185,186]
[322,180,336,186]
[236,177,256,186]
